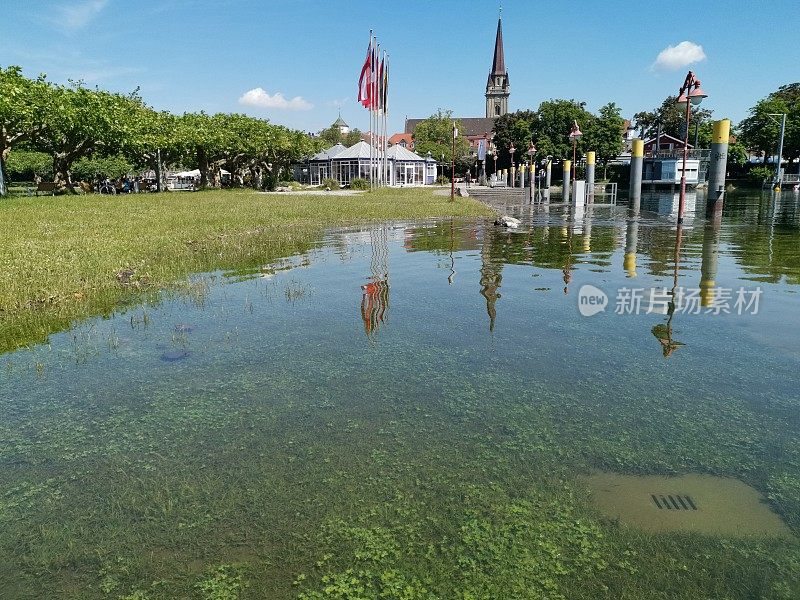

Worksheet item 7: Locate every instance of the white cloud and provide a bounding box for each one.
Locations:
[56,0,109,30]
[652,41,707,71]
[238,88,313,111]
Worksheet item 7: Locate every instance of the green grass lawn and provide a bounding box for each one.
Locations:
[0,187,492,354]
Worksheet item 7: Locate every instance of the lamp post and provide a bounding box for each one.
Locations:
[568,120,582,187]
[509,142,516,187]
[527,141,536,202]
[440,153,444,183]
[767,112,787,190]
[675,70,708,223]
[450,121,456,202]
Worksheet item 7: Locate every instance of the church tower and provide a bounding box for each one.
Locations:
[485,16,510,118]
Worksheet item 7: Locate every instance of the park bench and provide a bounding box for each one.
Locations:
[35,182,57,196]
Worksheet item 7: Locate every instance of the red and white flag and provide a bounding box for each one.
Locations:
[358,37,374,108]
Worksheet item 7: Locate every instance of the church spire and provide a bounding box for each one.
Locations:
[490,16,505,75]
[485,12,510,118]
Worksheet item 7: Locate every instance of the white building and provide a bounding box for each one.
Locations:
[308,141,436,187]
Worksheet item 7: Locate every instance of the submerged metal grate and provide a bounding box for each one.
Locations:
[651,494,697,510]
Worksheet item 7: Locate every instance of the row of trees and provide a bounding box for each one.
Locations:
[412,82,799,181]
[739,83,799,167]
[411,102,626,179]
[492,100,626,179]
[634,83,800,173]
[0,66,320,194]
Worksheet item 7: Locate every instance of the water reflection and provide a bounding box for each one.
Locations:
[641,190,698,217]
[479,229,503,332]
[651,224,686,358]
[3,191,800,598]
[360,227,391,339]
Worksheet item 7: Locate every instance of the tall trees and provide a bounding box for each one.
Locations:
[532,100,595,160]
[491,101,598,171]
[584,103,625,179]
[739,83,799,168]
[33,83,143,188]
[0,67,50,194]
[0,66,319,192]
[633,96,713,143]
[492,110,537,170]
[412,109,469,164]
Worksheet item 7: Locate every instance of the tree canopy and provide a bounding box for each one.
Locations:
[633,95,713,144]
[319,124,363,147]
[0,65,321,194]
[739,83,799,165]
[490,100,624,173]
[412,109,470,164]
[583,103,625,177]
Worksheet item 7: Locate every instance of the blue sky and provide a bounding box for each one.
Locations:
[3,0,797,135]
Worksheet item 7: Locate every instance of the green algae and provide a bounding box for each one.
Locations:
[0,192,799,599]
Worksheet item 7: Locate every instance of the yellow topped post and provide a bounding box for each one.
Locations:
[708,119,731,212]
[629,139,644,205]
[585,151,596,203]
[563,160,571,202]
[712,119,731,144]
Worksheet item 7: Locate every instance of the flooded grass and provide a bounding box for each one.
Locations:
[0,187,491,354]
[1,195,800,598]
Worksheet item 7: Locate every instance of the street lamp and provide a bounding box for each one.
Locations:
[568,120,582,186]
[527,141,537,201]
[675,70,708,223]
[440,153,445,183]
[509,142,516,187]
[767,112,787,190]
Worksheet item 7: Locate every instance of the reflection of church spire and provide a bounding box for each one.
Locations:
[479,229,503,332]
[361,227,390,339]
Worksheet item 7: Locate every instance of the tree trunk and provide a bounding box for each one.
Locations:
[53,155,74,192]
[197,147,209,189]
[251,166,262,190]
[0,152,7,197]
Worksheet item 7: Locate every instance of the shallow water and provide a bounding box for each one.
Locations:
[580,472,793,537]
[1,189,799,598]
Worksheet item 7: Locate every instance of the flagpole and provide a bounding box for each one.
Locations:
[370,34,375,190]
[366,31,372,190]
[376,41,381,187]
[382,48,385,186]
[379,50,384,187]
[383,51,388,188]
[372,37,377,188]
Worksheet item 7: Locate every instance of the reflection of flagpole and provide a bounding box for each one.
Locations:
[361,227,390,338]
[383,52,389,188]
